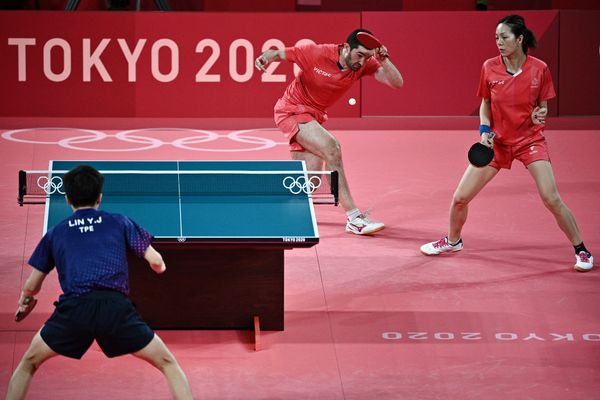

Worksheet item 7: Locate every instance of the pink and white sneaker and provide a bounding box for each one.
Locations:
[420,237,463,256]
[346,214,385,235]
[574,251,594,272]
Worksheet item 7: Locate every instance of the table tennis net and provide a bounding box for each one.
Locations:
[19,170,339,206]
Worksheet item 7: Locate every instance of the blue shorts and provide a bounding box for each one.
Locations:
[41,290,154,359]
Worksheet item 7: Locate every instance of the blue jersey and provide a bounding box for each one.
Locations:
[28,208,153,301]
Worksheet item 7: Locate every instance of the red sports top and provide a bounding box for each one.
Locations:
[477,55,556,145]
[280,43,380,113]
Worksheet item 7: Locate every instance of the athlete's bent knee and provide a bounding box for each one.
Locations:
[21,355,41,375]
[452,193,470,207]
[541,191,562,212]
[324,141,342,164]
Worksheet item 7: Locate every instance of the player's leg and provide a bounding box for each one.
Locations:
[6,330,58,400]
[132,334,193,400]
[528,160,580,243]
[291,148,324,173]
[421,164,498,255]
[291,149,332,199]
[527,160,593,270]
[449,164,499,242]
[294,120,355,211]
[294,120,384,234]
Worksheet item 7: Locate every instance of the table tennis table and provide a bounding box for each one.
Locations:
[20,160,337,333]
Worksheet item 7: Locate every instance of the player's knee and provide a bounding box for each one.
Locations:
[157,354,177,371]
[324,141,342,164]
[148,346,177,370]
[452,193,470,207]
[540,191,562,211]
[20,354,42,375]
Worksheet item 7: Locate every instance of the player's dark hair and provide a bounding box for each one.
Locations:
[63,165,104,207]
[346,28,373,50]
[498,14,537,54]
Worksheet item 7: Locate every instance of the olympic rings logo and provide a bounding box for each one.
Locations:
[38,176,65,195]
[1,127,287,152]
[283,175,322,194]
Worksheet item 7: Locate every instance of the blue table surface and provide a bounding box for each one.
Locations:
[45,161,319,243]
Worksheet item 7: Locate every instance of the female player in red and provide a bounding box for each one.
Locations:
[420,15,593,272]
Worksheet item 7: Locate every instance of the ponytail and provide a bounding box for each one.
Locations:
[522,28,537,54]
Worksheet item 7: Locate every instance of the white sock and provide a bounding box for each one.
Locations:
[346,208,361,220]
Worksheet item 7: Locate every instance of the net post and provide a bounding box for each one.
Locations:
[18,170,26,206]
[331,170,339,206]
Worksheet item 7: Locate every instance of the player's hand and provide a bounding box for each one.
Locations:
[374,45,389,61]
[154,262,166,274]
[17,295,33,314]
[532,106,547,125]
[255,55,268,72]
[15,294,37,322]
[480,132,494,148]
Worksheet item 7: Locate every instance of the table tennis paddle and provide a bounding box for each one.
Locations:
[468,132,495,167]
[356,32,390,59]
[15,296,37,322]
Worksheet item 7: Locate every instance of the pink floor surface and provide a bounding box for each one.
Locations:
[1,122,599,399]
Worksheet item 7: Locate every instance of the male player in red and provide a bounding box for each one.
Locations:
[255,29,404,235]
[420,15,593,272]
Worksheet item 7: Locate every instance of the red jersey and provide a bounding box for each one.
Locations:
[281,43,380,113]
[477,55,556,145]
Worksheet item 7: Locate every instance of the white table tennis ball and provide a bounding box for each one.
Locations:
[348,98,356,105]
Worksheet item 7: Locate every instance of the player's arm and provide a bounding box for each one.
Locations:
[17,268,47,312]
[479,98,494,146]
[532,100,548,125]
[373,55,403,89]
[255,49,287,72]
[479,98,492,126]
[144,245,166,274]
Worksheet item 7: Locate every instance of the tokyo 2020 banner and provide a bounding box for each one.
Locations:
[0,12,361,118]
[1,10,598,117]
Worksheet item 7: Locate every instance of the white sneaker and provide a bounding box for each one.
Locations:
[346,214,385,235]
[420,237,463,256]
[574,251,594,272]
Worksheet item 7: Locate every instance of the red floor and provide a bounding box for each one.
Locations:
[1,122,599,399]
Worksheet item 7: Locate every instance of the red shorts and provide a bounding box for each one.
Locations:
[274,98,328,151]
[490,135,551,170]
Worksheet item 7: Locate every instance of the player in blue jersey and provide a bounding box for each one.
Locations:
[7,165,193,400]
